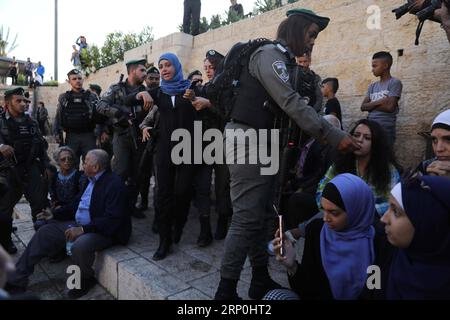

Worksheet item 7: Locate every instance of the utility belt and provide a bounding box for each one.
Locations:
[64,127,95,134]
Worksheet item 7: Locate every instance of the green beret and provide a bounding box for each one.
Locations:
[126,58,147,67]
[67,68,81,78]
[286,8,330,31]
[206,49,224,59]
[89,84,102,94]
[4,87,25,99]
[147,66,160,74]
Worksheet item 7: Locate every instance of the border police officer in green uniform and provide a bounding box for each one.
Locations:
[214,9,360,300]
[96,59,153,219]
[53,69,99,164]
[0,88,50,254]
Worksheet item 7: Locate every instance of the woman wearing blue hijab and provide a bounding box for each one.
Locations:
[146,52,197,261]
[382,175,450,299]
[266,173,376,300]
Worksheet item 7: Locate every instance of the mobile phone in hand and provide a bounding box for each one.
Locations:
[279,215,285,257]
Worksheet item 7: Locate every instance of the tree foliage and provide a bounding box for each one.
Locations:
[90,26,154,69]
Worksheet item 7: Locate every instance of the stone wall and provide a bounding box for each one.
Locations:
[32,0,449,168]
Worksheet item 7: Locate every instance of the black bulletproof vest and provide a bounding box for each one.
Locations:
[229,45,293,130]
[5,116,39,164]
[229,59,272,129]
[61,91,94,132]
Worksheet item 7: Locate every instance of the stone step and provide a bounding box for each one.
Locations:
[13,197,299,300]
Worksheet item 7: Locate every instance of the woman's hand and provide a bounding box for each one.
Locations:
[142,127,151,142]
[191,97,212,111]
[273,229,296,270]
[426,160,450,177]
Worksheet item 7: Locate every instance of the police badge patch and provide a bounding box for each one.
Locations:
[272,61,289,83]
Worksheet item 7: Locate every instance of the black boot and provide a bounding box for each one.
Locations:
[214,277,242,300]
[197,216,213,247]
[214,215,229,240]
[153,225,172,261]
[248,266,283,300]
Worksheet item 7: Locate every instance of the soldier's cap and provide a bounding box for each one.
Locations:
[126,58,147,67]
[206,50,224,59]
[89,84,102,94]
[187,70,202,80]
[147,66,160,74]
[286,8,330,31]
[4,87,25,99]
[67,69,81,78]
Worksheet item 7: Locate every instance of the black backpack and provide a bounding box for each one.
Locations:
[205,38,273,120]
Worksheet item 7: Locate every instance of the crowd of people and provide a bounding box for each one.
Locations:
[7,57,45,88]
[0,4,449,301]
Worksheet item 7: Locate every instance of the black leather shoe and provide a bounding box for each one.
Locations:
[152,240,172,261]
[214,277,242,300]
[67,277,97,299]
[248,274,283,300]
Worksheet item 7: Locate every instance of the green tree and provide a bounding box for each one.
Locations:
[209,14,223,30]
[199,17,210,34]
[89,44,102,70]
[223,9,243,26]
[98,27,154,68]
[254,0,283,14]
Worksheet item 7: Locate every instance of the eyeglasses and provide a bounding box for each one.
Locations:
[148,77,160,81]
[59,157,73,162]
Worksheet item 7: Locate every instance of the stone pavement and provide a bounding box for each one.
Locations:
[12,187,304,300]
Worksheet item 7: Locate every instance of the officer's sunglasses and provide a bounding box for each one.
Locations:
[59,156,73,163]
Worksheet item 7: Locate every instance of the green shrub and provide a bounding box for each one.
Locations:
[43,80,59,87]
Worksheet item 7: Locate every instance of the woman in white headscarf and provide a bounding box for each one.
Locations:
[416,109,450,178]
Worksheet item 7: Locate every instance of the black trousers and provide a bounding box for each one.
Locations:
[0,164,48,247]
[154,161,194,237]
[213,163,233,218]
[193,164,212,217]
[183,0,201,35]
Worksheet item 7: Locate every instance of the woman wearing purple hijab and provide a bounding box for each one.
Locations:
[266,173,376,300]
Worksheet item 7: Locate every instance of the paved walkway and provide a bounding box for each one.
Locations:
[11,184,303,300]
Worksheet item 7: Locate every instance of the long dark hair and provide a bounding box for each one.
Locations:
[276,15,313,56]
[334,119,400,194]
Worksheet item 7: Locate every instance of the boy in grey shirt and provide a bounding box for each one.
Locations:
[361,51,403,145]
